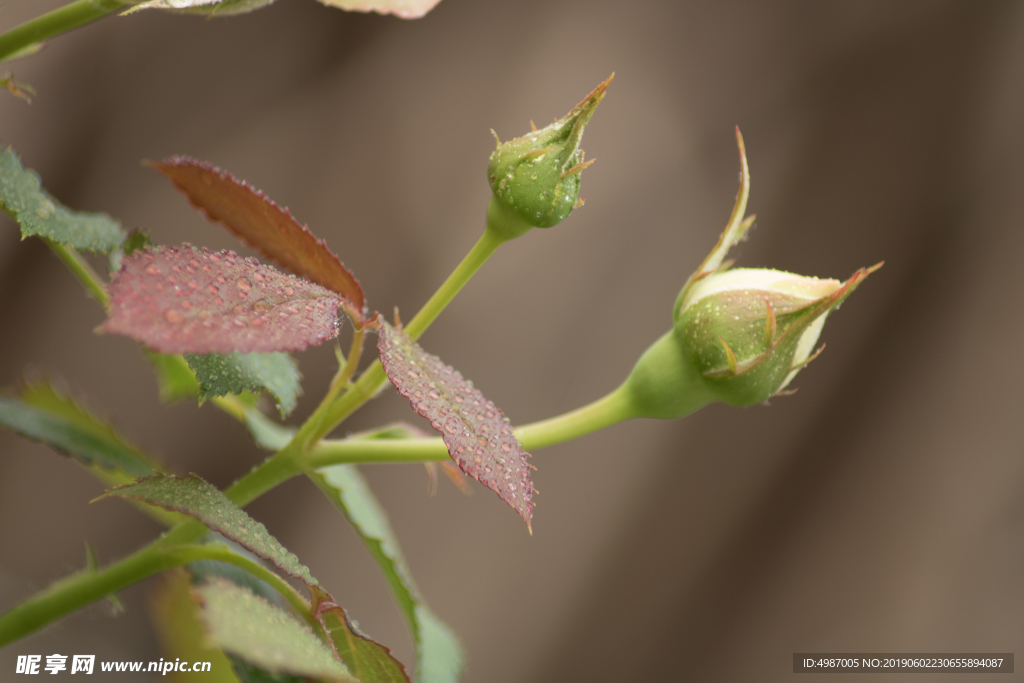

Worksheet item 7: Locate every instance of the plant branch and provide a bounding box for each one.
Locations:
[305,383,639,467]
[403,224,506,339]
[0,0,128,64]
[2,215,511,645]
[44,239,108,306]
[0,543,307,647]
[311,225,507,444]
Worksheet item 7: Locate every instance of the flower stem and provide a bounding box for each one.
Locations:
[0,0,127,63]
[403,225,506,339]
[305,383,639,467]
[517,384,638,449]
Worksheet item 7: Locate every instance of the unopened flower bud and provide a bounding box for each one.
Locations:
[673,266,877,407]
[486,75,612,239]
[621,128,882,418]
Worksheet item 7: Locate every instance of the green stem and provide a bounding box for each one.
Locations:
[0,0,127,63]
[210,394,248,422]
[0,543,307,648]
[312,224,507,445]
[517,384,638,449]
[224,445,303,508]
[45,239,108,306]
[306,383,638,467]
[403,224,506,339]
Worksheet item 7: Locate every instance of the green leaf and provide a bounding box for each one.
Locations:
[311,586,410,683]
[378,320,535,530]
[310,465,464,683]
[0,382,157,478]
[109,228,153,273]
[188,541,293,613]
[187,352,301,417]
[100,474,318,587]
[228,657,307,683]
[0,146,124,252]
[146,351,201,403]
[186,545,321,683]
[194,578,355,682]
[150,570,240,683]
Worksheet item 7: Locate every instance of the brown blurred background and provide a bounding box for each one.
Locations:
[1,0,1023,681]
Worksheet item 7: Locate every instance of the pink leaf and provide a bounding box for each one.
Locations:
[151,157,365,318]
[101,245,342,354]
[316,0,442,19]
[377,320,534,530]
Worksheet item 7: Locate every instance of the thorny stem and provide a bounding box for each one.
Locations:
[0,0,128,64]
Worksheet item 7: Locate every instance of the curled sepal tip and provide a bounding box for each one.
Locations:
[675,127,752,318]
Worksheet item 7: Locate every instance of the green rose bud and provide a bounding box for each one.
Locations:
[621,128,882,418]
[673,266,878,407]
[486,75,613,240]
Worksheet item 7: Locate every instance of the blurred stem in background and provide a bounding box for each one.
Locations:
[0,0,128,63]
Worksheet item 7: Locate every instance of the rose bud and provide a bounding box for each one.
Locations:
[621,128,882,418]
[485,75,613,240]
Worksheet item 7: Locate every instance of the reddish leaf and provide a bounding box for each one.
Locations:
[377,320,535,530]
[311,586,411,683]
[101,245,342,354]
[152,157,365,316]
